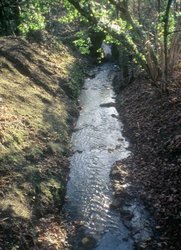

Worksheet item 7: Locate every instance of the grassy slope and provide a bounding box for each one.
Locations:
[0,36,86,249]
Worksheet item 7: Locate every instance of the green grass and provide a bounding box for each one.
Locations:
[0,37,87,248]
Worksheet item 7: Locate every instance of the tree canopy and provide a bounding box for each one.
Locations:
[0,0,180,89]
[63,0,180,89]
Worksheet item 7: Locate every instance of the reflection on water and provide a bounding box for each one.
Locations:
[64,64,152,249]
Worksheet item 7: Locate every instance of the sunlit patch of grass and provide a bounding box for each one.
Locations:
[0,188,32,219]
[0,43,78,174]
[39,178,62,204]
[21,164,64,209]
[0,67,68,164]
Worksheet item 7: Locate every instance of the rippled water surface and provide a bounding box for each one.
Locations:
[64,64,152,249]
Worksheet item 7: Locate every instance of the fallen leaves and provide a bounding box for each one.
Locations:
[36,216,69,250]
[116,67,181,249]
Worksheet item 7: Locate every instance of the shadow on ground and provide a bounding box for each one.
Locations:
[0,36,87,249]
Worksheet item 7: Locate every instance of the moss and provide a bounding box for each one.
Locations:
[46,142,65,155]
[39,178,62,204]
[0,38,85,167]
[0,36,87,248]
[0,188,32,219]
[68,61,87,99]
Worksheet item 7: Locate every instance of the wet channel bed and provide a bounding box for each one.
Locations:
[64,63,154,250]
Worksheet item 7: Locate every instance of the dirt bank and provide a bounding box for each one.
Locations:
[113,66,181,249]
[0,36,87,249]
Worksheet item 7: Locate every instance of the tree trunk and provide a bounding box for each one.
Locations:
[138,0,141,22]
[14,0,21,34]
[168,16,181,72]
[157,0,161,13]
[163,0,173,89]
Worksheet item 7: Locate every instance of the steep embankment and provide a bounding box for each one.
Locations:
[0,37,86,249]
[114,67,181,249]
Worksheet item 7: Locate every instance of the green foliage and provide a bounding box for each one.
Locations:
[64,0,180,81]
[0,0,60,35]
[59,1,80,23]
[73,31,92,54]
[0,0,20,35]
[0,0,180,82]
[19,0,55,34]
[19,8,45,33]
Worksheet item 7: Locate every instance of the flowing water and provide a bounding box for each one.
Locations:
[64,63,153,249]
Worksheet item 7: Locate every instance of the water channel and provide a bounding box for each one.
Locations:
[64,63,153,249]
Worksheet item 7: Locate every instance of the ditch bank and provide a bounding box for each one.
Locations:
[113,67,181,249]
[0,36,87,249]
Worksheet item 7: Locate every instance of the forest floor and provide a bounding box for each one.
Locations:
[112,66,181,249]
[0,36,87,250]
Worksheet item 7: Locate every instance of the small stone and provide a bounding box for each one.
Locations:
[74,220,84,225]
[139,243,148,249]
[110,199,121,209]
[111,169,121,179]
[77,150,83,154]
[81,237,90,245]
[80,236,96,247]
[111,114,118,119]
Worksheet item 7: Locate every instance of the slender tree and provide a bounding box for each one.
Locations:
[163,0,173,83]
